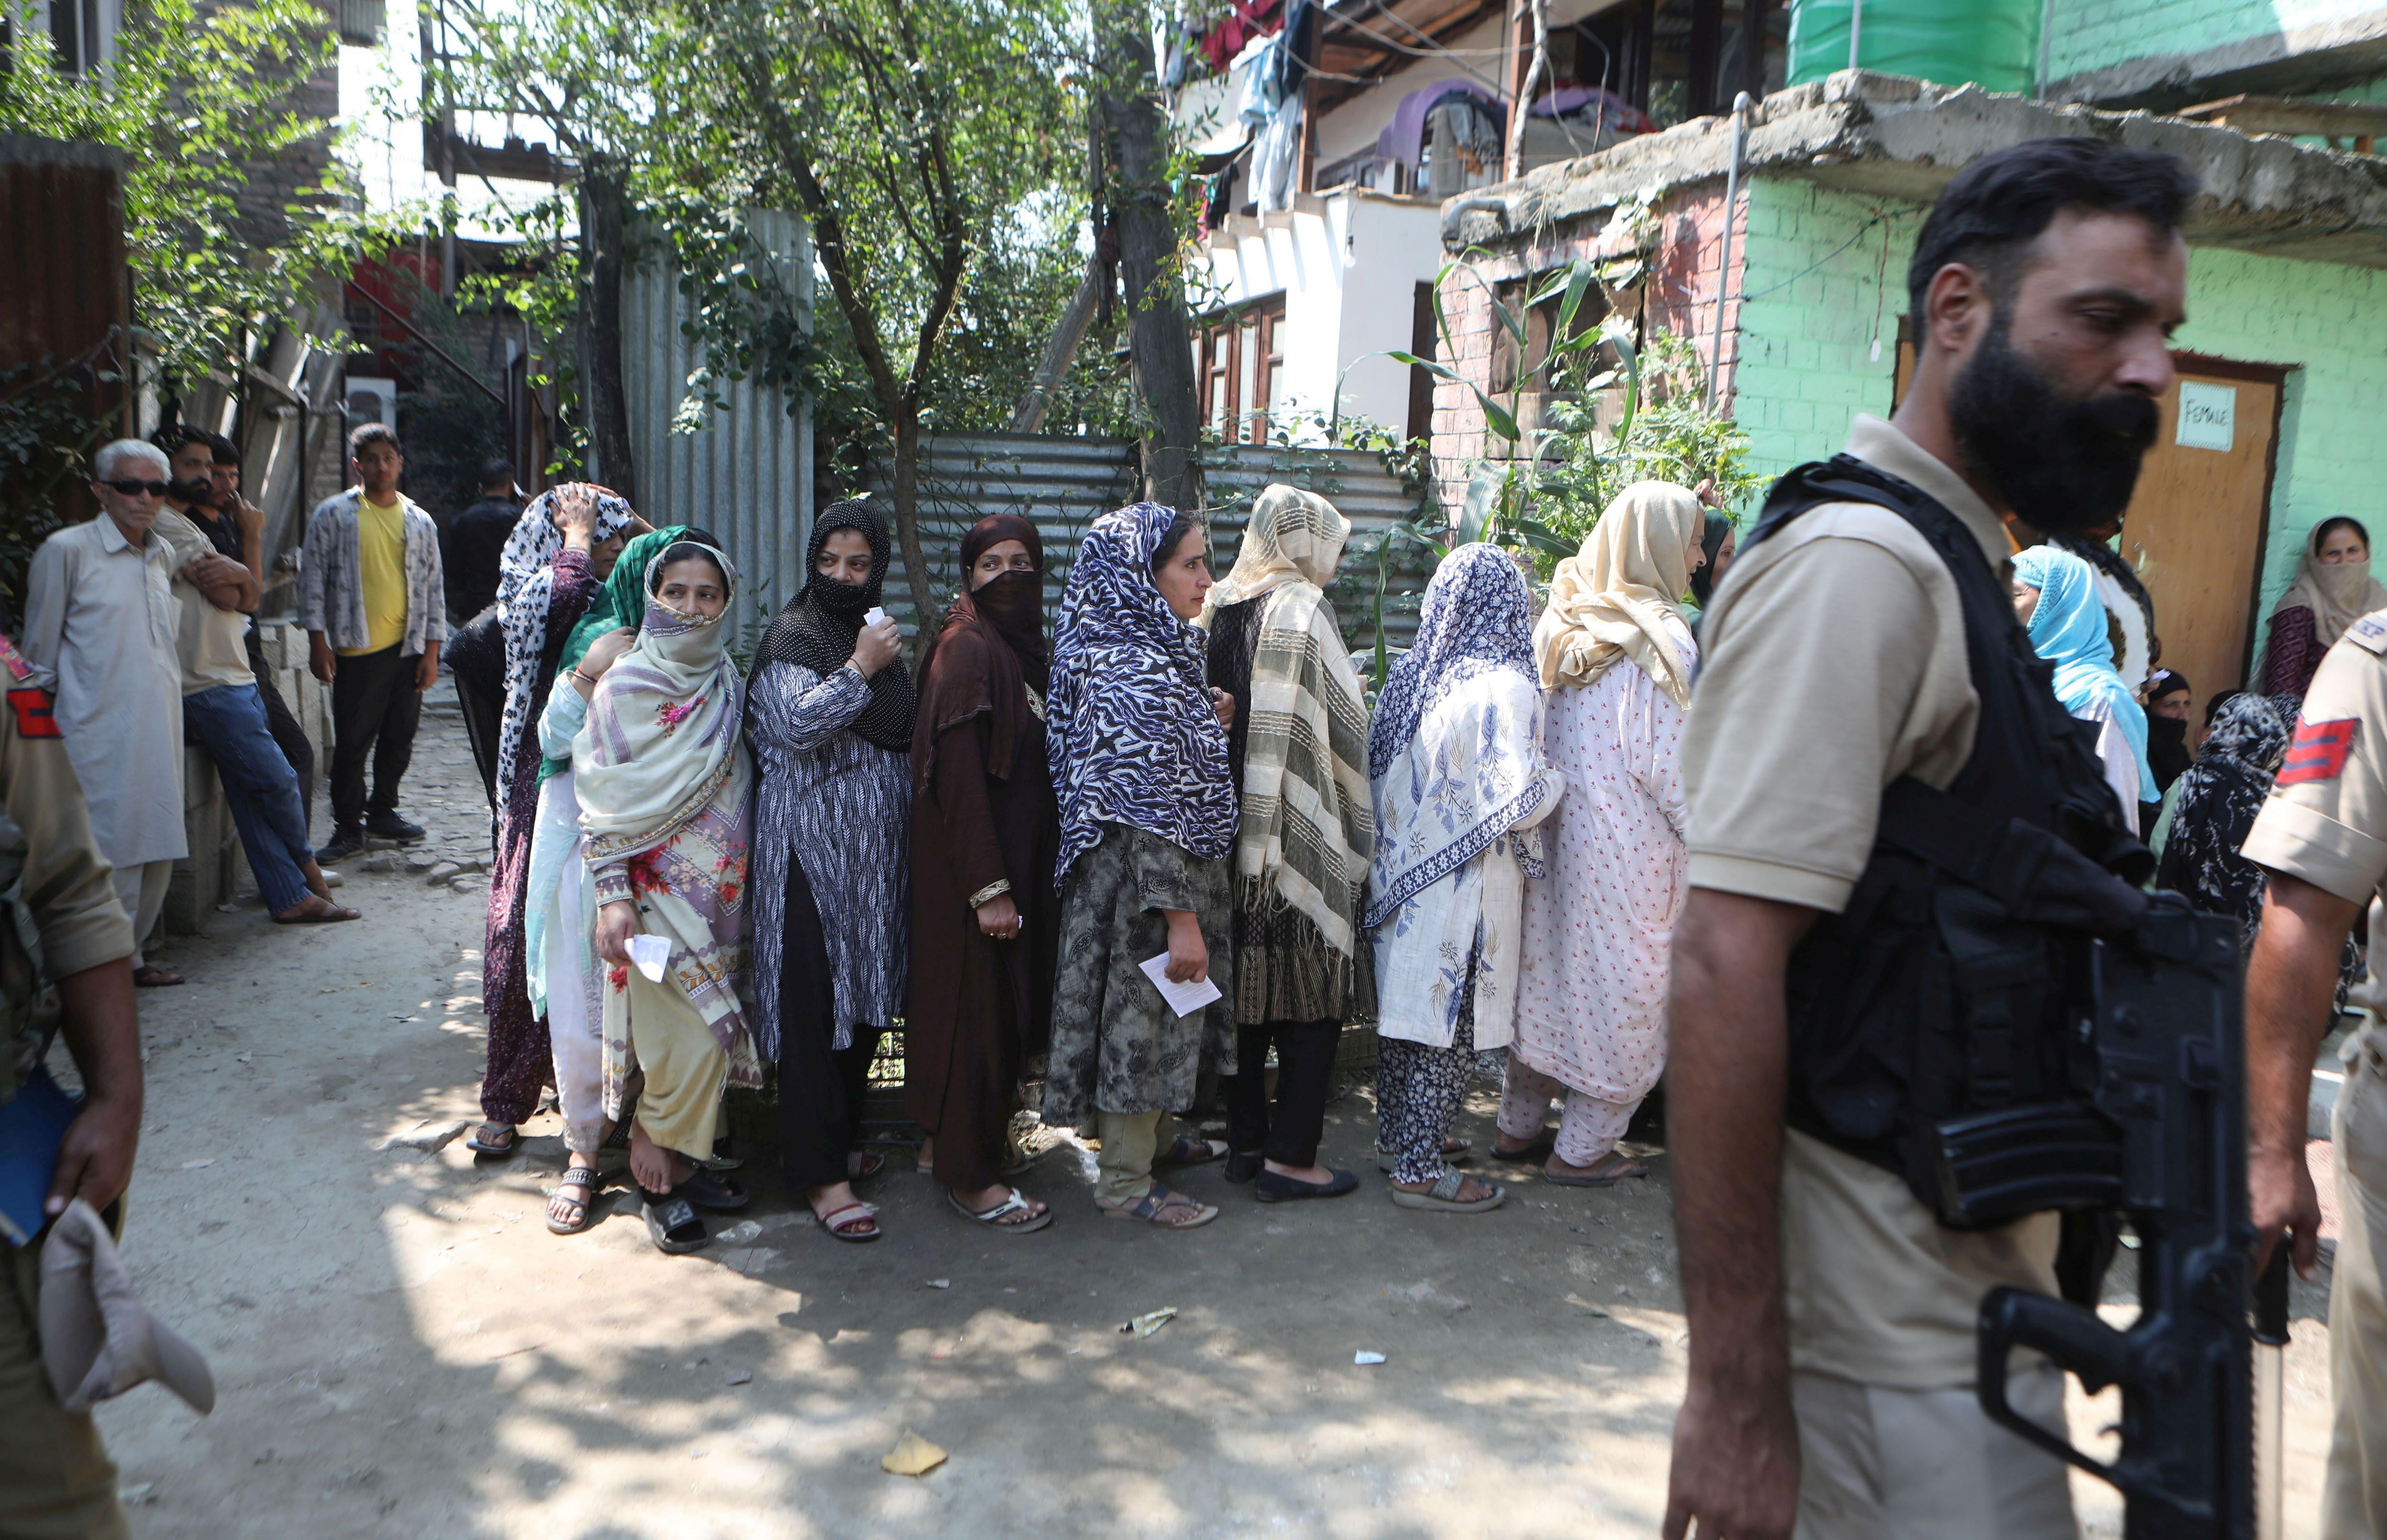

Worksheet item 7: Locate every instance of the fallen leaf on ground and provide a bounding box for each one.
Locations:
[1563,1294,1610,1317]
[1120,1307,1177,1338]
[882,1431,947,1477]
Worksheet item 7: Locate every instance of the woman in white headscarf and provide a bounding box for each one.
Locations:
[1202,485,1374,1202]
[577,541,763,1254]
[1496,482,1704,1187]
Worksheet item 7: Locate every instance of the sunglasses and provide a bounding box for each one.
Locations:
[104,478,170,498]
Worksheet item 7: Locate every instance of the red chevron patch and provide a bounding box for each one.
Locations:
[2281,717,2359,787]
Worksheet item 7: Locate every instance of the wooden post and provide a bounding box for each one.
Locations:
[1504,0,1531,181]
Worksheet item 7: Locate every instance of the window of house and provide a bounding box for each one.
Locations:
[1192,295,1288,445]
[1489,272,1609,397]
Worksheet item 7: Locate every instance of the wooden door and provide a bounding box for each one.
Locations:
[2115,360,2283,727]
[1890,339,2284,727]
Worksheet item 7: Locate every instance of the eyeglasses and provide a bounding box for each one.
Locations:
[104,479,170,498]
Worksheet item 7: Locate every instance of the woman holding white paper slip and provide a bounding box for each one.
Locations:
[1041,504,1241,1230]
[746,499,915,1243]
[1364,544,1565,1214]
[577,542,762,1255]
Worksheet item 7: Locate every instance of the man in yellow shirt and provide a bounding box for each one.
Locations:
[296,424,447,864]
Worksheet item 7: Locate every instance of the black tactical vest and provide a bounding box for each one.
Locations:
[1743,455,2155,1222]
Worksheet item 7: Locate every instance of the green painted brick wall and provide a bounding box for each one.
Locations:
[2047,0,2383,85]
[1730,175,2387,668]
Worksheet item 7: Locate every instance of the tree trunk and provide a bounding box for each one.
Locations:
[1094,0,1204,515]
[580,157,637,505]
[889,406,939,664]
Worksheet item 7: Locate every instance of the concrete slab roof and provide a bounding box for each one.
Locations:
[1442,69,2387,270]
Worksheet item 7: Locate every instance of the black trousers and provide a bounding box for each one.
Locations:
[775,854,875,1191]
[328,644,422,831]
[1224,1017,1342,1167]
[245,631,314,837]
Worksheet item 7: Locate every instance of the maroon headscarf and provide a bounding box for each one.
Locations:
[911,514,1047,792]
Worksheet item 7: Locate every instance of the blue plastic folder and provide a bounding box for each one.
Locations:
[0,1064,76,1244]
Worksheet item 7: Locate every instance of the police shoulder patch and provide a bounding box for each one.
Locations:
[2347,610,2387,656]
[2281,717,2360,786]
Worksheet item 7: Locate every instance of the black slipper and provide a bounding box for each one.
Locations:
[1255,1167,1360,1202]
[675,1167,750,1212]
[639,1188,709,1253]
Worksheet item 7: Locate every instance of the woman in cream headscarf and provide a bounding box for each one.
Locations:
[578,541,763,1254]
[1496,481,1704,1187]
[2260,517,2387,697]
[1202,485,1374,1202]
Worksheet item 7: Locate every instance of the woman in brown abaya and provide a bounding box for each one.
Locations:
[905,514,1060,1232]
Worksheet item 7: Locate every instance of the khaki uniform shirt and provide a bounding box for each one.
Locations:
[0,634,137,1106]
[153,508,254,696]
[1684,415,2060,1388]
[2243,612,2387,1000]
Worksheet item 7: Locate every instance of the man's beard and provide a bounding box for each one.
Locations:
[1949,313,2159,535]
[168,475,212,507]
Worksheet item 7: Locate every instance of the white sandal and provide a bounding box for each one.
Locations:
[946,1187,1054,1233]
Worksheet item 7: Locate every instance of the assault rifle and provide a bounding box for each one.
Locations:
[1928,902,2280,1539]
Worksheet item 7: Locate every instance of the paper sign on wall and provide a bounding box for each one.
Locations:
[2176,380,2237,452]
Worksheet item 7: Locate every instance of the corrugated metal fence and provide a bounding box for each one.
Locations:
[622,209,814,624]
[864,433,1435,652]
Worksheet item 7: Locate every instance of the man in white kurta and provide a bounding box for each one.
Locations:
[20,440,188,980]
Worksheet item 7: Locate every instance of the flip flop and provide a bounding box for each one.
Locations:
[815,1200,881,1243]
[849,1150,888,1182]
[272,899,361,924]
[466,1122,520,1158]
[639,1188,708,1253]
[1542,1152,1649,1188]
[1389,1169,1506,1213]
[1489,1131,1556,1163]
[1097,1185,1218,1228]
[133,966,184,988]
[946,1187,1054,1233]
[546,1166,602,1235]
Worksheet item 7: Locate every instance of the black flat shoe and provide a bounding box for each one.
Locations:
[1254,1167,1359,1202]
[1224,1150,1264,1184]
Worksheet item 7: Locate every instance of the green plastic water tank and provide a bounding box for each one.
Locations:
[1785,0,2038,94]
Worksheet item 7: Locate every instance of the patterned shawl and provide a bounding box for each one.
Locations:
[1533,480,1701,705]
[1364,544,1558,929]
[1047,502,1238,887]
[496,484,637,795]
[538,523,694,784]
[753,497,915,752]
[2015,544,2153,801]
[573,544,748,863]
[2154,692,2290,941]
[1367,542,1538,777]
[1198,485,1373,959]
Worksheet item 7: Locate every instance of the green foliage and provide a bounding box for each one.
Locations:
[0,0,407,388]
[0,357,114,612]
[1430,252,1764,578]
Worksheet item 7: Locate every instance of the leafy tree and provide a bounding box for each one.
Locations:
[671,0,1085,633]
[0,0,404,389]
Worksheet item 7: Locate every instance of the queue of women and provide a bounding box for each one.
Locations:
[457,473,1715,1253]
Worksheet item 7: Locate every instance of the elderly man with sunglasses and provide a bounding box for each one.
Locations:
[18,440,191,986]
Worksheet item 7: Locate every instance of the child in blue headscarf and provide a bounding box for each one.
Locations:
[2012,544,2154,832]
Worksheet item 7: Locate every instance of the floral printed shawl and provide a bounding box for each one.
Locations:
[495,484,636,794]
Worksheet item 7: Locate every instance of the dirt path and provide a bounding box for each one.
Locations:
[67,686,2338,1538]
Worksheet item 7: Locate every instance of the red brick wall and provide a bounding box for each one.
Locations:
[1426,182,1748,516]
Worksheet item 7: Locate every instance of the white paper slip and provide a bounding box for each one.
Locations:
[864,606,888,627]
[628,933,673,983]
[1138,952,1223,1019]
